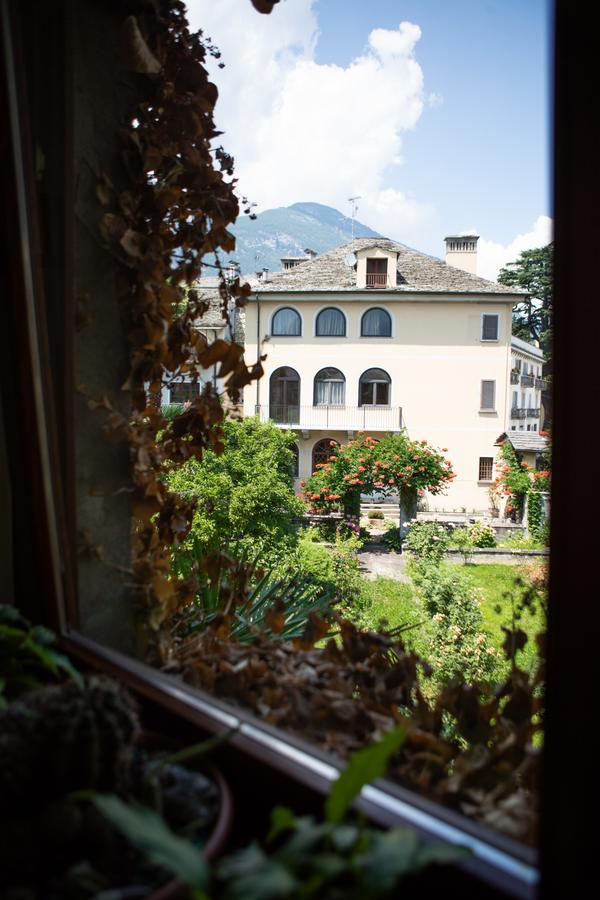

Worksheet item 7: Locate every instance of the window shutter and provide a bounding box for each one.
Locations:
[478,457,493,481]
[481,380,496,409]
[481,314,499,340]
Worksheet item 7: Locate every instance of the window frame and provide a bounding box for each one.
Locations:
[313,366,346,406]
[480,312,500,342]
[314,306,347,337]
[478,456,494,482]
[3,3,593,897]
[360,307,393,338]
[358,368,392,407]
[480,379,496,412]
[271,306,302,337]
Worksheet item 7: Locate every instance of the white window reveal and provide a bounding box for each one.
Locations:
[480,380,496,411]
[481,313,499,341]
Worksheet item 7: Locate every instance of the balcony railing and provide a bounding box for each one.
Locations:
[527,407,541,418]
[535,377,547,390]
[511,407,527,419]
[520,374,535,387]
[257,405,403,431]
[510,371,520,384]
[366,272,387,287]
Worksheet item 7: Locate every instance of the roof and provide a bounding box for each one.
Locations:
[250,238,523,295]
[511,335,544,359]
[495,431,548,453]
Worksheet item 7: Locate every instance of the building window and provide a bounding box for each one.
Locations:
[269,367,300,423]
[313,367,345,406]
[480,380,496,411]
[291,443,299,478]
[533,423,537,431]
[481,313,499,341]
[315,307,346,336]
[359,368,391,406]
[272,307,301,336]
[478,457,494,481]
[366,258,388,288]
[361,308,392,337]
[170,381,200,404]
[312,438,339,472]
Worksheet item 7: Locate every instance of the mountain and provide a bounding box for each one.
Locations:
[225,202,383,276]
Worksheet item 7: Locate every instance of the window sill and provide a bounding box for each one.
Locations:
[59,629,538,900]
[478,409,498,415]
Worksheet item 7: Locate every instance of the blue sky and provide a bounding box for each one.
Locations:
[186,0,552,278]
[314,0,552,248]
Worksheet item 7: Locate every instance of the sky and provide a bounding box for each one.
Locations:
[185,0,552,280]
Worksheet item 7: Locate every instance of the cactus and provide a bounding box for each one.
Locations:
[0,676,140,809]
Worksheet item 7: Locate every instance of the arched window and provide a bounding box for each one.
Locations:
[290,443,299,478]
[269,367,300,423]
[361,308,392,337]
[315,308,346,337]
[271,307,301,336]
[312,438,339,472]
[313,367,345,406]
[359,368,391,406]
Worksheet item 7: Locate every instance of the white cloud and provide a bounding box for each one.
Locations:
[185,1,432,231]
[477,216,553,281]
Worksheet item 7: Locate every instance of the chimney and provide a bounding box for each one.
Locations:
[444,233,479,275]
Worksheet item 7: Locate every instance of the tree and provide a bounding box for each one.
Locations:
[167,418,304,571]
[302,434,454,520]
[498,243,553,423]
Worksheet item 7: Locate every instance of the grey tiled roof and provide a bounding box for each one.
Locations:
[251,238,523,295]
[496,432,548,453]
[511,335,544,358]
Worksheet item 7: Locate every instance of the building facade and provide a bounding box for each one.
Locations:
[242,237,531,513]
[509,335,546,433]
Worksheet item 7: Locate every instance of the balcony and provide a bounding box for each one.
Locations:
[510,407,527,419]
[510,371,520,384]
[520,374,535,387]
[527,407,541,418]
[366,272,387,288]
[535,377,547,389]
[257,405,403,432]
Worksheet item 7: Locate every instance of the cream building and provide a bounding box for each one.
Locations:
[509,335,546,433]
[242,237,531,513]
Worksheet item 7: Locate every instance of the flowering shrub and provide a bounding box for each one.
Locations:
[532,469,550,491]
[495,442,531,519]
[302,434,454,518]
[381,523,402,552]
[410,562,498,684]
[403,520,450,562]
[469,522,497,547]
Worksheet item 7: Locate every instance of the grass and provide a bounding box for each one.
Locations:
[352,563,546,674]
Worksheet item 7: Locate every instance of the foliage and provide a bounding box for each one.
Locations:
[381,524,402,552]
[402,520,450,562]
[409,563,498,684]
[0,605,81,707]
[498,531,547,550]
[498,243,553,356]
[168,418,305,571]
[172,550,334,644]
[495,442,532,519]
[527,490,545,542]
[367,509,385,520]
[469,522,497,547]
[448,526,475,564]
[302,434,454,517]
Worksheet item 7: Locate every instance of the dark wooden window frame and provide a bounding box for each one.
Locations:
[1,2,595,897]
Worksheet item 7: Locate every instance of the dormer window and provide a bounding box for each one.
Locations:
[366,258,387,288]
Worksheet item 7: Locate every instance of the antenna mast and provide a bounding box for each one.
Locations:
[348,195,361,239]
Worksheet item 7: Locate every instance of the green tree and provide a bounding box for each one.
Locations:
[167,418,304,570]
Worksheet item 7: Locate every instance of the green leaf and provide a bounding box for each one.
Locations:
[325,727,407,824]
[94,794,208,890]
[217,844,297,900]
[267,806,297,844]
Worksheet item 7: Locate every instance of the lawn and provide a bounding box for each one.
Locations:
[354,562,546,674]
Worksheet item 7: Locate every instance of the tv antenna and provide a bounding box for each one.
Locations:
[348,196,361,239]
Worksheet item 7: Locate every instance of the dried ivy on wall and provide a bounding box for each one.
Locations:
[94,0,272,645]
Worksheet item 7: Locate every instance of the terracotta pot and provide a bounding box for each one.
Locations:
[139,732,234,900]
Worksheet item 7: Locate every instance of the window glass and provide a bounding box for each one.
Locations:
[272,308,301,336]
[359,368,391,405]
[314,367,345,405]
[478,457,494,481]
[316,308,345,336]
[269,367,300,423]
[361,308,392,337]
[480,380,496,410]
[170,381,200,404]
[312,438,339,471]
[481,313,499,341]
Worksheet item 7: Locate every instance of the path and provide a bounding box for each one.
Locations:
[357,545,411,582]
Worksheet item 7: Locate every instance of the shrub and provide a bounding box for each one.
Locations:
[403,520,450,562]
[410,562,498,684]
[381,524,402,552]
[448,526,475,564]
[469,522,497,548]
[367,509,384,520]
